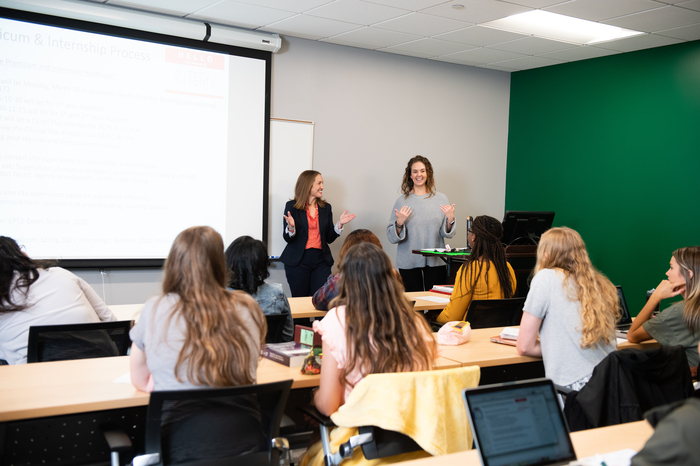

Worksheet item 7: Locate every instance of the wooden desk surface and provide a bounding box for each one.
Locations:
[438,327,660,368]
[395,420,653,465]
[110,291,449,323]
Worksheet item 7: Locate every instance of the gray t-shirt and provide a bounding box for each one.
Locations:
[130,292,261,391]
[523,268,617,386]
[643,301,700,367]
[250,282,294,342]
[386,192,456,269]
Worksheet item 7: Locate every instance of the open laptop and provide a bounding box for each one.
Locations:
[615,286,633,338]
[462,378,577,466]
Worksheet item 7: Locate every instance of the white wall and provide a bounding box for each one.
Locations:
[74,35,511,304]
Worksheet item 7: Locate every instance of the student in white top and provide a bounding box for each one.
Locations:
[516,227,620,390]
[0,236,116,364]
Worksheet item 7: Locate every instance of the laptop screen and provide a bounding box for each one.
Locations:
[616,286,632,326]
[462,379,576,466]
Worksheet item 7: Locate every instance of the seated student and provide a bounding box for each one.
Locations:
[225,236,294,342]
[0,236,116,364]
[517,227,619,390]
[631,340,700,466]
[312,229,383,311]
[130,226,266,392]
[436,215,516,324]
[627,246,700,368]
[312,242,437,416]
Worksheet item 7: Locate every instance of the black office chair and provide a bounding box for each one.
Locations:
[264,313,289,343]
[131,380,293,466]
[463,298,526,329]
[26,320,134,363]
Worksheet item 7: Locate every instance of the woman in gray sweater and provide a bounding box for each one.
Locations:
[386,155,456,292]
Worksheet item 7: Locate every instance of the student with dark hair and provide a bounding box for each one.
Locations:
[312,242,436,416]
[226,236,293,342]
[130,226,266,392]
[281,170,356,297]
[312,229,383,311]
[0,236,116,364]
[387,155,457,291]
[436,215,516,323]
[627,246,700,367]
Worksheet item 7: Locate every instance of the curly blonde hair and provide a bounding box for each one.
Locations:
[535,227,619,348]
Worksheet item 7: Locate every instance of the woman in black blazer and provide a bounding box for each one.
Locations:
[281,170,355,297]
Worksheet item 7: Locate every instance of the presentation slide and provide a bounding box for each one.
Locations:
[0,12,267,262]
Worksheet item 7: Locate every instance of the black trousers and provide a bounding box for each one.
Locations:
[284,248,332,297]
[399,266,447,292]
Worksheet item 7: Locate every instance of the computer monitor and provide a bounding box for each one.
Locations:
[501,211,555,246]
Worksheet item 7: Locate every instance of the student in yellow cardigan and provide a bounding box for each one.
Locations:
[436,215,516,324]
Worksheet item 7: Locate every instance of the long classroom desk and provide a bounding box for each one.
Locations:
[109,291,449,322]
[395,420,654,465]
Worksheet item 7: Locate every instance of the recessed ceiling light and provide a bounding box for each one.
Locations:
[452,4,465,9]
[481,10,645,45]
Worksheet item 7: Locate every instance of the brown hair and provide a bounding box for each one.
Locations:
[535,227,619,348]
[672,246,700,334]
[162,226,266,387]
[293,170,326,210]
[400,155,436,198]
[336,229,382,270]
[456,216,514,309]
[332,243,436,389]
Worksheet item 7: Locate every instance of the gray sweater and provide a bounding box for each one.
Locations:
[386,192,456,269]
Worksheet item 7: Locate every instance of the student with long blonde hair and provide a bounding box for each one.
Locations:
[517,227,619,390]
[130,226,266,391]
[313,242,437,416]
[627,246,700,367]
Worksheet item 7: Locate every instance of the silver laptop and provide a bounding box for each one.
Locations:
[462,378,577,466]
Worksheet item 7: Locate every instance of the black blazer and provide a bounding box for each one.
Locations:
[280,200,340,267]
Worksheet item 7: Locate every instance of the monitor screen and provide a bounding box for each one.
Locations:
[501,211,555,246]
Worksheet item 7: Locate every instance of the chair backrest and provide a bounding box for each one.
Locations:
[464,298,526,329]
[264,313,289,343]
[26,320,133,363]
[141,380,293,466]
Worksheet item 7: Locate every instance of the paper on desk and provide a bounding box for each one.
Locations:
[572,449,637,466]
[114,372,132,384]
[414,296,450,303]
[617,337,629,345]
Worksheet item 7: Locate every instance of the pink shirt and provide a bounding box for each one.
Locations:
[305,206,322,250]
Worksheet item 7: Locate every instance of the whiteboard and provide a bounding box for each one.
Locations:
[268,119,314,258]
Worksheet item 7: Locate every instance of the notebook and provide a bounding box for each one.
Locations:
[615,286,633,338]
[462,378,577,466]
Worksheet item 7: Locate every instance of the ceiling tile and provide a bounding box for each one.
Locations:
[594,32,683,51]
[106,0,219,16]
[505,0,570,7]
[324,26,423,47]
[656,23,700,39]
[676,0,700,11]
[442,46,528,63]
[379,48,434,58]
[188,0,296,28]
[259,14,362,39]
[603,5,700,32]
[539,45,621,61]
[473,62,518,72]
[545,0,661,22]
[233,0,335,13]
[420,0,531,24]
[488,37,576,54]
[435,25,528,46]
[305,0,410,25]
[494,55,564,70]
[384,38,477,55]
[374,12,471,36]
[365,0,448,10]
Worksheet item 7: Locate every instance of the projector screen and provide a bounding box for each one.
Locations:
[0,8,270,267]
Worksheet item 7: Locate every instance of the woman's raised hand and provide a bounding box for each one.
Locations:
[655,279,686,300]
[395,206,412,226]
[440,204,456,223]
[284,211,295,231]
[339,209,356,226]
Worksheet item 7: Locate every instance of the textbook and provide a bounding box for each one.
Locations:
[431,284,454,295]
[261,342,312,367]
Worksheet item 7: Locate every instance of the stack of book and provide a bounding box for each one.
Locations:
[431,284,454,295]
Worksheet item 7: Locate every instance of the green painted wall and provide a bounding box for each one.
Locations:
[506,40,700,315]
